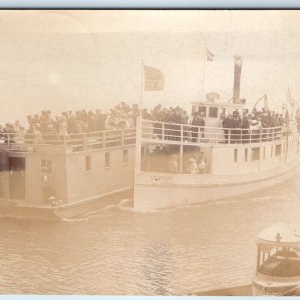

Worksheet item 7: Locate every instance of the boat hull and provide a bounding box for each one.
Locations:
[252,275,300,296]
[133,161,299,211]
[0,188,133,220]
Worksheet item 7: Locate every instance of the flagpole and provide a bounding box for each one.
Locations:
[201,36,206,102]
[140,59,144,109]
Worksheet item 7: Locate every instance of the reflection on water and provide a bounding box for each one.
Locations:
[0,174,300,295]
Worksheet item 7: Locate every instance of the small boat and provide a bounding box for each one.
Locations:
[252,223,300,296]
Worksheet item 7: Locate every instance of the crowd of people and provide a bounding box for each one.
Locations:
[220,108,286,143]
[0,102,140,142]
[0,101,294,146]
[141,104,289,144]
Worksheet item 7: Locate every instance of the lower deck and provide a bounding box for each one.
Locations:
[0,143,135,211]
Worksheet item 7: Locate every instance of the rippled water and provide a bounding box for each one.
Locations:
[1,173,300,295]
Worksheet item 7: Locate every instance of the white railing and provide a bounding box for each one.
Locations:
[141,119,285,145]
[0,128,136,152]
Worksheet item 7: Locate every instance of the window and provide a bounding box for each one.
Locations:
[234,149,238,162]
[251,147,260,161]
[275,144,281,156]
[41,159,52,174]
[198,106,206,117]
[105,152,110,168]
[192,106,197,115]
[245,148,248,161]
[123,149,128,164]
[85,156,91,172]
[208,107,218,118]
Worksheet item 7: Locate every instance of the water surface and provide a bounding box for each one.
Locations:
[1,174,300,295]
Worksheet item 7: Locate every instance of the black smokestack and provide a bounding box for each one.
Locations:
[233,55,242,104]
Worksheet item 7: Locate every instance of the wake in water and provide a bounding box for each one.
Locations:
[61,198,134,222]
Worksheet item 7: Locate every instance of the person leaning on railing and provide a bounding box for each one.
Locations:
[191,112,205,142]
[44,124,60,144]
[221,114,234,144]
[240,113,250,143]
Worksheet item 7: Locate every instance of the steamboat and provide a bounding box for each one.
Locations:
[0,56,299,218]
[133,56,299,211]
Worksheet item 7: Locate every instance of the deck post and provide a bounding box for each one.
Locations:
[249,129,253,144]
[162,122,165,140]
[271,128,273,142]
[135,116,142,172]
[83,133,86,150]
[256,245,261,271]
[181,124,183,142]
[121,129,124,146]
[259,129,262,144]
[103,131,105,148]
[179,144,183,173]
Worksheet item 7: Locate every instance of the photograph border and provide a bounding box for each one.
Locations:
[0,2,299,300]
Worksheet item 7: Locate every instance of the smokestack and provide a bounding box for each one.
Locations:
[233,55,242,104]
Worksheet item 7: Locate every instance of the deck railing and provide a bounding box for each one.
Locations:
[0,119,292,153]
[0,128,136,152]
[141,119,285,145]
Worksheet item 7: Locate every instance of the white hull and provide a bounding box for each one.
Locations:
[133,160,299,211]
[252,276,300,296]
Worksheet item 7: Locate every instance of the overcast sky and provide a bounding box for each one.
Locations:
[0,10,299,123]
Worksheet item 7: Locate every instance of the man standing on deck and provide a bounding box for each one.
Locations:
[241,113,250,143]
[191,112,205,142]
[222,114,234,143]
[41,167,56,204]
[181,111,190,140]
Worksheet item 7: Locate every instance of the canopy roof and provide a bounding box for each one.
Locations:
[258,223,300,247]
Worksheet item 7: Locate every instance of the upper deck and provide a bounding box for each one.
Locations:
[140,119,286,146]
[0,128,136,154]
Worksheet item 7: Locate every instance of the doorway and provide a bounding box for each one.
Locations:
[9,157,25,200]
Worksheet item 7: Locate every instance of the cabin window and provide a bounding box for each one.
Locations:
[41,159,52,174]
[105,152,110,168]
[234,149,238,162]
[123,149,128,164]
[192,106,197,115]
[251,147,260,161]
[245,148,248,161]
[275,144,281,156]
[85,156,91,172]
[198,106,206,117]
[208,107,218,118]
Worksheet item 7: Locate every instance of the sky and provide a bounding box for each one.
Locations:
[0,10,299,123]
